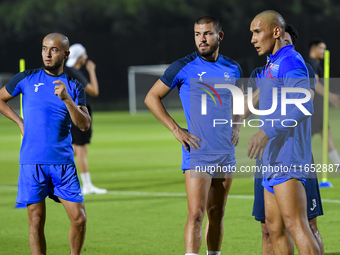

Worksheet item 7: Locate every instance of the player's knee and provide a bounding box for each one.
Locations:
[74,215,87,231]
[283,217,303,236]
[188,207,205,225]
[207,205,225,222]
[28,213,45,231]
[71,211,87,229]
[261,222,270,240]
[265,219,284,238]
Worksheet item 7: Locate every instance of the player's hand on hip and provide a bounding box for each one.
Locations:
[53,80,70,101]
[172,127,202,151]
[329,92,340,108]
[248,129,268,160]
[86,60,96,72]
[231,126,240,146]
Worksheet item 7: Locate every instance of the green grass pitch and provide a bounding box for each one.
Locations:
[0,110,339,254]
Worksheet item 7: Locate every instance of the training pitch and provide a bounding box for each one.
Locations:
[0,110,339,254]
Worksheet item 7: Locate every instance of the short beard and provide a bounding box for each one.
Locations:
[196,43,219,58]
[43,58,63,71]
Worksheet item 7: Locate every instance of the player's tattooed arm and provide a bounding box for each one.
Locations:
[0,86,24,136]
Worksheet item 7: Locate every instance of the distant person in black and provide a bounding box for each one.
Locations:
[307,39,340,165]
[64,43,107,195]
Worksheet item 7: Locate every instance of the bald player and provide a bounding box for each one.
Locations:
[248,11,320,254]
[0,33,90,255]
[245,24,324,255]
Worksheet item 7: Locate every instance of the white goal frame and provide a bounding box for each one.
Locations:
[128,64,169,114]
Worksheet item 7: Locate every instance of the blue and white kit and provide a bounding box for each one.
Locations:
[160,51,242,175]
[6,68,86,203]
[254,45,314,193]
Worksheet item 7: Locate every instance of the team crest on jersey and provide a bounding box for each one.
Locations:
[197,72,206,81]
[224,72,231,81]
[34,83,44,92]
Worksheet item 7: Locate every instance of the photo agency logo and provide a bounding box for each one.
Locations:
[199,84,312,128]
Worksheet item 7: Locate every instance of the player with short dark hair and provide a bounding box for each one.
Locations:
[145,16,243,255]
[0,33,91,255]
[309,38,325,51]
[245,23,324,255]
[248,11,320,254]
[64,43,107,195]
[195,16,222,33]
[307,38,340,165]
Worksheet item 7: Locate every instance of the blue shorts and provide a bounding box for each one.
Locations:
[252,158,323,221]
[16,164,84,204]
[262,172,306,194]
[182,151,236,177]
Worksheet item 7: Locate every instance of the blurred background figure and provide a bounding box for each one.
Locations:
[64,43,107,195]
[307,39,340,165]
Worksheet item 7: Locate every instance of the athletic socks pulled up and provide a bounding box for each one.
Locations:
[80,172,92,188]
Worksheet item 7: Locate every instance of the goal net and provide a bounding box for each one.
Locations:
[128,65,182,114]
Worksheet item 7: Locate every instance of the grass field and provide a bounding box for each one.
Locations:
[0,110,339,255]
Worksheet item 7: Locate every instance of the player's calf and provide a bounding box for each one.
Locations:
[27,202,47,255]
[309,218,324,255]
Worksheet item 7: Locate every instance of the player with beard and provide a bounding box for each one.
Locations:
[0,33,91,255]
[145,16,243,255]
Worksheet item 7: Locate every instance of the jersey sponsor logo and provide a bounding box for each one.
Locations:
[310,198,317,211]
[34,83,44,92]
[197,72,206,81]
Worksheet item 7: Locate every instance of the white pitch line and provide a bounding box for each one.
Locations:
[321,199,340,204]
[107,190,186,197]
[0,186,17,191]
[1,186,340,204]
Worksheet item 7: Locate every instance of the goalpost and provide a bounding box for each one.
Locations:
[128,64,182,114]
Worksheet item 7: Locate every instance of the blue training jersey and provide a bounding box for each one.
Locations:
[161,51,242,154]
[6,67,86,164]
[246,62,316,94]
[255,45,314,176]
